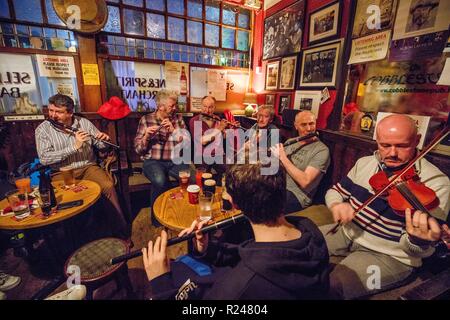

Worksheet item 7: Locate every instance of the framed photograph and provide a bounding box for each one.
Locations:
[352,0,398,38]
[262,0,306,60]
[293,90,322,118]
[308,0,341,46]
[265,60,280,90]
[265,94,275,106]
[278,94,291,115]
[393,0,450,40]
[279,55,298,90]
[299,41,340,87]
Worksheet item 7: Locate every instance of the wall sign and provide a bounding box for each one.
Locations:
[36,55,76,78]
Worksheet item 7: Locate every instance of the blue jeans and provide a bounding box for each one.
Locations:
[142,159,194,208]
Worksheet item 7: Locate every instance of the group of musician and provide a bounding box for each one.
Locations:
[34,91,449,300]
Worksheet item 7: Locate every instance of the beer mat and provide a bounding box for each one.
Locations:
[169,191,183,200]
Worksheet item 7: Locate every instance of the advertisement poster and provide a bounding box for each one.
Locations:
[110,60,165,111]
[81,63,100,85]
[36,55,76,78]
[56,82,75,101]
[389,31,448,62]
[0,53,40,114]
[348,30,391,64]
[165,61,189,96]
[207,69,227,101]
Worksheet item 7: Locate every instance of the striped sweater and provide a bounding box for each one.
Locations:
[325,154,450,267]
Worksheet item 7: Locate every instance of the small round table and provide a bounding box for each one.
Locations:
[153,186,240,231]
[0,180,101,230]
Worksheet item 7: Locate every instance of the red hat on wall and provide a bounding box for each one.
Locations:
[98,96,131,120]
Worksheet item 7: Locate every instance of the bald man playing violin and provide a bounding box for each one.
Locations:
[322,114,450,299]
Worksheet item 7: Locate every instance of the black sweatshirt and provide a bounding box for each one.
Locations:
[149,216,330,300]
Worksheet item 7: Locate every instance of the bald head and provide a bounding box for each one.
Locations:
[294,111,317,137]
[376,114,420,168]
[202,96,216,115]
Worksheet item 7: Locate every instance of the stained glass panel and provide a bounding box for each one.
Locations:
[222,27,235,49]
[146,13,165,39]
[123,0,143,7]
[187,20,202,45]
[124,9,144,36]
[46,0,64,26]
[146,0,165,11]
[104,6,121,33]
[13,0,43,23]
[205,0,220,22]
[238,9,250,29]
[167,0,184,15]
[167,17,185,42]
[222,5,236,26]
[0,0,10,18]
[187,0,203,19]
[237,30,248,51]
[205,23,219,47]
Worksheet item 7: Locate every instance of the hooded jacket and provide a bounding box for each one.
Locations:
[149,216,330,300]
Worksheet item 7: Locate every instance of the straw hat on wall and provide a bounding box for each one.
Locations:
[52,0,108,34]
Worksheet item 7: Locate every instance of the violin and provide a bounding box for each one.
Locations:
[327,125,449,235]
[369,166,439,217]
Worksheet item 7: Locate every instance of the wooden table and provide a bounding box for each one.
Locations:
[0,180,101,230]
[153,187,240,231]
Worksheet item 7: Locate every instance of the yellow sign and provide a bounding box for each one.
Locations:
[82,63,100,85]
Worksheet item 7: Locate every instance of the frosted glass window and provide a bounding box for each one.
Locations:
[146,13,165,39]
[13,0,43,23]
[167,0,184,15]
[222,5,236,26]
[187,0,203,19]
[205,0,219,22]
[45,0,64,26]
[222,27,235,49]
[187,20,202,44]
[205,23,219,47]
[123,0,143,7]
[238,9,250,29]
[146,0,165,11]
[167,17,185,42]
[0,0,10,18]
[237,30,248,51]
[124,9,144,35]
[103,6,121,33]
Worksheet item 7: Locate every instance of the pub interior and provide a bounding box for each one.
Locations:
[0,0,449,302]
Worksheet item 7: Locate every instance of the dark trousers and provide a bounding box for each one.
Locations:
[285,190,303,214]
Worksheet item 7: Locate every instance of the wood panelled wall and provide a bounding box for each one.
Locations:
[1,116,449,192]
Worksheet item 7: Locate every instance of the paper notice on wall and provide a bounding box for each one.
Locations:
[437,58,450,85]
[374,112,430,149]
[165,62,189,95]
[82,63,100,85]
[190,97,203,112]
[348,30,391,65]
[207,70,227,101]
[56,83,75,100]
[191,68,207,98]
[36,55,76,78]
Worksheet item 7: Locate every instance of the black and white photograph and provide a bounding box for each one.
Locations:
[279,56,298,90]
[265,94,275,106]
[293,90,322,118]
[352,0,398,38]
[262,0,306,60]
[308,0,341,45]
[278,94,291,115]
[265,60,280,90]
[393,0,450,40]
[299,42,340,87]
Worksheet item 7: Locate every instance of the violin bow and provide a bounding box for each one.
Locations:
[327,126,449,235]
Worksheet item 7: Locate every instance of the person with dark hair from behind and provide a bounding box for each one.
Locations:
[35,94,129,239]
[142,162,330,300]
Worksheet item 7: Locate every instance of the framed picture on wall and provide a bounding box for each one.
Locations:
[278,94,291,115]
[262,0,306,60]
[352,0,398,38]
[299,41,340,87]
[265,94,275,106]
[265,60,280,90]
[308,0,341,46]
[279,55,298,90]
[293,90,322,118]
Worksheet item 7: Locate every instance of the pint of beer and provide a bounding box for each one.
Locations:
[60,166,75,186]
